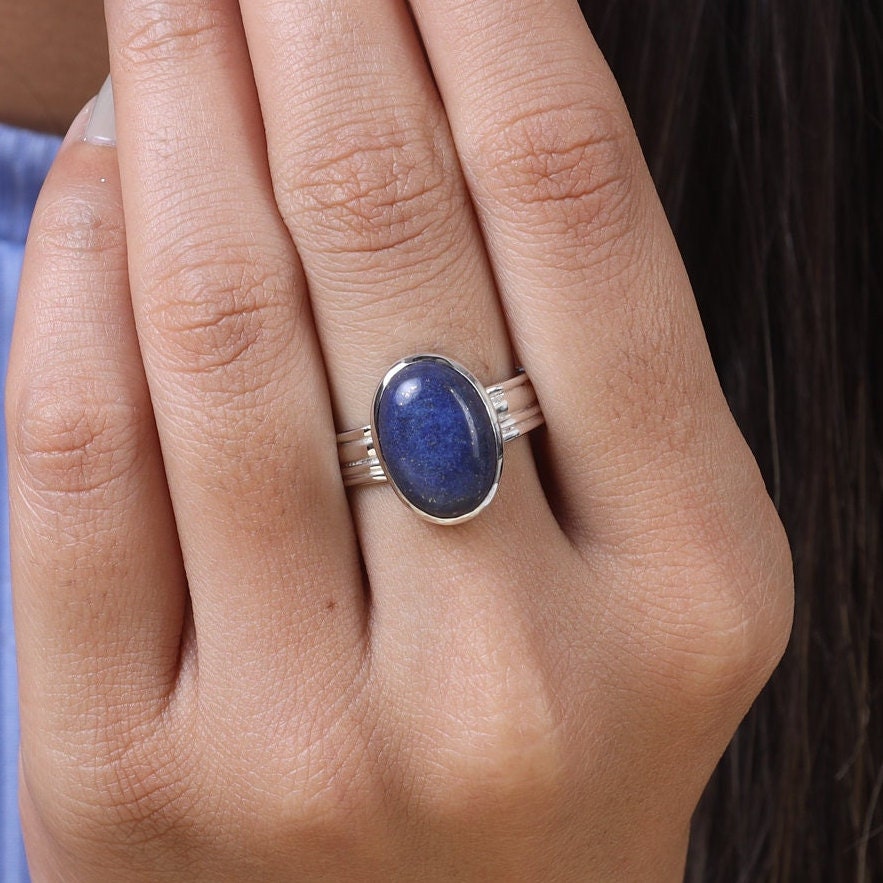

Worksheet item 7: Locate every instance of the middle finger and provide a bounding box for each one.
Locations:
[240,0,555,570]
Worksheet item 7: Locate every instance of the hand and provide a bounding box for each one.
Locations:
[6,0,793,879]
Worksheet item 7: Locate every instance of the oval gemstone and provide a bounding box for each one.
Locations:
[373,358,500,521]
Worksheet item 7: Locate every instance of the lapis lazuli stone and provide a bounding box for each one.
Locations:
[374,358,500,521]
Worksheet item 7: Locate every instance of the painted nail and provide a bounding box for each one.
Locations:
[83,75,116,147]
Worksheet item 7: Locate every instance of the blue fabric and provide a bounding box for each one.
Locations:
[0,122,62,883]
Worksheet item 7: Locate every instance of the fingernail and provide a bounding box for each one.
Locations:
[83,76,116,147]
[59,99,94,149]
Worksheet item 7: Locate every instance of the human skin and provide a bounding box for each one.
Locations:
[5,0,794,880]
[0,0,107,132]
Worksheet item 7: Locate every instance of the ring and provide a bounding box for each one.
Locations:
[337,354,544,524]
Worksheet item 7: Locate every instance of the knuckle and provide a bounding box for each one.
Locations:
[100,743,195,849]
[12,380,144,498]
[116,0,227,69]
[200,709,382,853]
[725,496,794,684]
[273,766,379,849]
[421,715,566,825]
[407,646,566,823]
[23,717,195,859]
[287,114,458,257]
[34,193,125,261]
[644,494,794,708]
[145,254,295,396]
[475,101,640,252]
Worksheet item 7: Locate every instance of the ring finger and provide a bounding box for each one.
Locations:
[239,0,557,573]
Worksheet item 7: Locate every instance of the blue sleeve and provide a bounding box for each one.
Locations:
[0,121,63,883]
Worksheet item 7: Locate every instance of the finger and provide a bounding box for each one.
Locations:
[105,0,366,689]
[238,0,557,579]
[407,0,793,772]
[240,0,513,422]
[6,99,186,748]
[409,0,761,541]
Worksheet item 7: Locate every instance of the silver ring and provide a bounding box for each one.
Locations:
[337,354,544,525]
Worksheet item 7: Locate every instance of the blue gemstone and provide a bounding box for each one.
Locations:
[374,357,500,521]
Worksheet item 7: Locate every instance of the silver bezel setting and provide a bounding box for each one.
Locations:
[369,354,505,525]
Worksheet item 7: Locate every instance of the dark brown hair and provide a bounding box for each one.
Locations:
[580,1,883,879]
